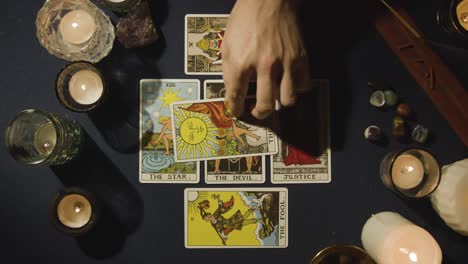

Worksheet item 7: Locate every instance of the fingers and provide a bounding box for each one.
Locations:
[223,66,250,118]
[279,69,296,107]
[252,65,277,120]
[279,56,310,106]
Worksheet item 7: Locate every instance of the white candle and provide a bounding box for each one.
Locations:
[34,121,57,156]
[361,212,442,264]
[430,159,468,236]
[107,0,126,2]
[69,70,104,105]
[57,194,92,229]
[59,9,96,45]
[392,154,424,189]
[457,1,468,31]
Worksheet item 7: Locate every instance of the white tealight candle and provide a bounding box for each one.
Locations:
[457,1,468,31]
[69,70,104,105]
[107,0,126,2]
[430,159,468,236]
[392,154,424,189]
[34,121,57,156]
[57,194,92,229]
[59,9,96,45]
[361,212,442,264]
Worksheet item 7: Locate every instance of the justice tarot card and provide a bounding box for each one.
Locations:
[139,79,200,183]
[171,98,278,162]
[204,80,266,184]
[271,79,331,184]
[185,14,229,75]
[184,188,288,248]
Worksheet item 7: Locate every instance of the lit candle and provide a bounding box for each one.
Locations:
[34,121,57,156]
[57,194,93,229]
[457,0,468,31]
[391,154,424,189]
[59,9,96,45]
[68,69,104,105]
[361,212,442,264]
[430,158,468,236]
[107,0,126,2]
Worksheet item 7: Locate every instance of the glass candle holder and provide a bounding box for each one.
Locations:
[437,0,468,41]
[36,0,115,63]
[50,188,99,236]
[56,62,106,112]
[5,109,83,166]
[100,0,141,13]
[379,148,441,198]
[310,245,376,264]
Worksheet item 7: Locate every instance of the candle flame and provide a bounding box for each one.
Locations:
[72,22,79,29]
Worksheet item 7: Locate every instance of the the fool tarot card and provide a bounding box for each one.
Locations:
[185,14,229,75]
[184,188,288,248]
[171,98,278,162]
[271,79,331,184]
[140,79,200,183]
[204,80,266,184]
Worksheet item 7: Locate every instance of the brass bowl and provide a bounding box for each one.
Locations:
[310,245,376,264]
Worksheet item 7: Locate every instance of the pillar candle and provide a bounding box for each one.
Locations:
[68,69,104,105]
[361,212,442,264]
[59,9,96,45]
[430,158,468,236]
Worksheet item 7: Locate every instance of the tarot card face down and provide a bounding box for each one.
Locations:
[140,79,200,183]
[204,80,266,184]
[185,15,229,75]
[171,98,278,162]
[184,188,288,248]
[271,80,331,184]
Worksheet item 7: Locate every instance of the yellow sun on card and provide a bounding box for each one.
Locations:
[174,107,218,160]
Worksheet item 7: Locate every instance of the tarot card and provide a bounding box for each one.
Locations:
[204,80,267,184]
[271,79,331,184]
[185,14,229,75]
[139,79,200,183]
[184,188,288,248]
[171,98,278,162]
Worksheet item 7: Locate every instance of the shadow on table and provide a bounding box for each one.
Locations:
[50,131,144,259]
[90,17,167,153]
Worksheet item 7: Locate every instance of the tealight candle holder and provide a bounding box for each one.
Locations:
[56,62,106,112]
[379,148,441,198]
[5,109,83,166]
[36,0,115,63]
[50,188,99,236]
[310,245,375,264]
[100,0,141,13]
[361,212,442,264]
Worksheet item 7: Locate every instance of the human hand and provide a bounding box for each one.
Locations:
[222,0,309,119]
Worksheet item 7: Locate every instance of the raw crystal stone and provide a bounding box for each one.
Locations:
[384,90,399,107]
[364,125,383,142]
[370,91,386,107]
[411,125,429,144]
[116,1,159,48]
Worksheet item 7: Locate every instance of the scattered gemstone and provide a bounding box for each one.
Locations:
[392,116,406,138]
[364,125,383,142]
[384,90,399,107]
[411,125,429,144]
[370,91,386,107]
[396,103,411,117]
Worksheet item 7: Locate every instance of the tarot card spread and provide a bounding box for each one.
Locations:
[185,188,288,248]
[140,79,200,183]
[204,80,266,184]
[171,98,278,162]
[185,14,229,75]
[271,79,331,184]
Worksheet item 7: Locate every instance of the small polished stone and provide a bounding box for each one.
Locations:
[364,125,383,142]
[384,90,399,107]
[396,103,411,117]
[392,116,406,138]
[370,91,386,107]
[411,125,429,144]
